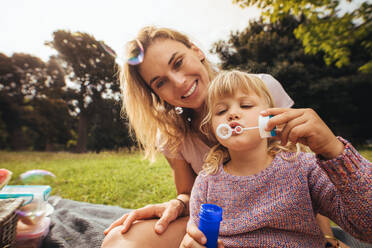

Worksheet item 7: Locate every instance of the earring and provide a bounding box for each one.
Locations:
[175,107,183,115]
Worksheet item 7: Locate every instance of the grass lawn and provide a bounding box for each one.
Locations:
[1,146,371,209]
[0,151,176,209]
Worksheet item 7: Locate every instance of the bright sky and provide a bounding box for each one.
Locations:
[0,0,262,64]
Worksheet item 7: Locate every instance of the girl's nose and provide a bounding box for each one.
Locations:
[228,113,240,121]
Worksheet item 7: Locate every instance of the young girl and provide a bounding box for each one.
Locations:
[189,70,372,248]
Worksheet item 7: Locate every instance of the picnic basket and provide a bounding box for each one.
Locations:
[0,198,23,248]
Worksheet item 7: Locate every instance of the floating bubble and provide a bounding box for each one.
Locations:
[19,170,56,184]
[127,39,144,65]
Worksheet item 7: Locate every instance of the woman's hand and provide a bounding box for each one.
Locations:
[104,199,184,235]
[179,223,224,248]
[261,108,344,159]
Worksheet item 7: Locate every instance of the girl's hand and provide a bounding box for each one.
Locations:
[179,223,224,248]
[104,199,184,235]
[261,108,344,159]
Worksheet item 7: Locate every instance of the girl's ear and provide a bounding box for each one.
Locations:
[191,44,205,61]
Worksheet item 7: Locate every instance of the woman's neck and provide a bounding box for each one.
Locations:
[225,142,273,176]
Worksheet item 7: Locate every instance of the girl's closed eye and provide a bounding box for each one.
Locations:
[215,107,227,115]
[241,104,253,109]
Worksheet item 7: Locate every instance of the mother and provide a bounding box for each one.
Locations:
[101,26,329,248]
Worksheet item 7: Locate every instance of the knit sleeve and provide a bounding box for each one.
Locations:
[308,137,372,242]
[189,173,209,227]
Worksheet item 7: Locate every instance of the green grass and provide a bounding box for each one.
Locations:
[1,146,371,210]
[0,151,176,209]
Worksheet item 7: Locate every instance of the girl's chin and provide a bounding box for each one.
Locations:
[224,139,260,150]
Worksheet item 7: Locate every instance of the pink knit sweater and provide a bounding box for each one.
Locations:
[189,137,372,248]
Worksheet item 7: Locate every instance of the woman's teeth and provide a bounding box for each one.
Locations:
[182,81,197,98]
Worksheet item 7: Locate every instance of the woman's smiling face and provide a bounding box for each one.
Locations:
[139,39,210,111]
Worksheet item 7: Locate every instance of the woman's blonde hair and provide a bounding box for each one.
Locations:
[200,70,307,175]
[120,26,217,161]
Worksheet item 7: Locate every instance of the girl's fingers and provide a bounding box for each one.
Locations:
[262,108,303,131]
[103,213,129,235]
[179,233,206,248]
[260,108,290,119]
[217,239,225,248]
[279,116,307,146]
[186,223,207,245]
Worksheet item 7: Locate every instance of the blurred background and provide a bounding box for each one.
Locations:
[1,0,371,153]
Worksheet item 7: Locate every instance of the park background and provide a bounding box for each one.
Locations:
[1,0,371,208]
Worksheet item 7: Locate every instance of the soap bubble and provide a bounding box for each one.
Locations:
[19,170,56,184]
[127,39,144,65]
[216,124,232,140]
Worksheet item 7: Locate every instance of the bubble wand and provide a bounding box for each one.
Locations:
[216,115,276,140]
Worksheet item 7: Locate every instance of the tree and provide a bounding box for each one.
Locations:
[211,16,371,143]
[88,99,134,153]
[0,53,47,149]
[233,0,372,73]
[0,53,73,150]
[47,31,120,153]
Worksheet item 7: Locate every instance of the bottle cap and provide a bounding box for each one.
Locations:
[199,204,223,222]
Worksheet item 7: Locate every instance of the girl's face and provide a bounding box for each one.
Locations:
[139,39,210,112]
[211,89,268,151]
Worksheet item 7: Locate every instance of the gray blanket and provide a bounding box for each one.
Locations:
[42,196,131,248]
[41,196,371,248]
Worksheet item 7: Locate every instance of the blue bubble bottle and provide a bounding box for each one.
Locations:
[198,203,223,248]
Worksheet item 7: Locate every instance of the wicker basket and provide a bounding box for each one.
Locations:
[0,198,23,248]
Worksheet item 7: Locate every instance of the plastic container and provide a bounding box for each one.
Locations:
[198,204,223,248]
[0,186,51,224]
[15,216,50,248]
[258,115,276,138]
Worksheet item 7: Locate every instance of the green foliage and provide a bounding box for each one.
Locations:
[0,34,133,152]
[233,0,372,73]
[211,16,372,144]
[0,151,176,208]
[46,31,122,153]
[0,53,68,150]
[88,99,134,152]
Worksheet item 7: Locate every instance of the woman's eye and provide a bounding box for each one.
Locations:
[174,58,183,68]
[156,80,165,89]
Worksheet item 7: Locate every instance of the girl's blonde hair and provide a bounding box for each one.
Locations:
[120,26,217,161]
[200,70,307,175]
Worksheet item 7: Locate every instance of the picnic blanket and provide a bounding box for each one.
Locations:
[42,196,131,248]
[41,196,371,248]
